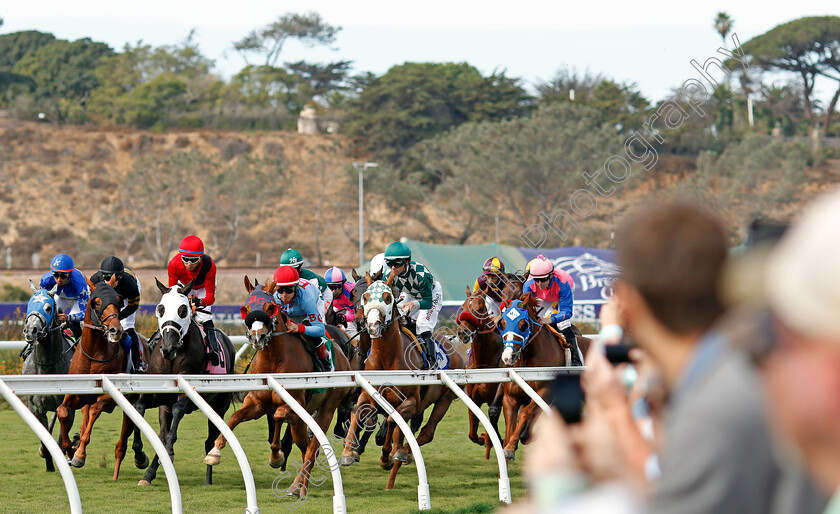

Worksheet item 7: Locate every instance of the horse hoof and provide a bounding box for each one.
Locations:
[204,448,221,466]
[339,455,356,467]
[393,449,410,463]
[138,480,151,486]
[504,449,515,462]
[135,453,150,469]
[269,453,285,469]
[284,486,303,497]
[380,458,394,471]
[69,456,86,468]
[39,446,46,458]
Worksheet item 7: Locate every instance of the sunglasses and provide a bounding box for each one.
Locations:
[53,272,70,279]
[535,276,551,283]
[277,286,296,294]
[385,259,407,268]
[328,283,344,290]
[181,255,200,264]
[101,273,122,281]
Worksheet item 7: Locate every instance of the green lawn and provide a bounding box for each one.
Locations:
[0,397,527,513]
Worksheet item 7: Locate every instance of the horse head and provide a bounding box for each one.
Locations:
[24,287,56,343]
[241,275,279,350]
[89,282,124,344]
[154,278,194,360]
[498,295,539,366]
[455,290,493,342]
[361,277,396,338]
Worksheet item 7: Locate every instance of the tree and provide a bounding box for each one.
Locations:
[376,102,626,244]
[233,12,340,67]
[714,12,733,47]
[0,30,56,71]
[741,16,840,137]
[343,62,532,166]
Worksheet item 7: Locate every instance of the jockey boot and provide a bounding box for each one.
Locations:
[561,327,583,366]
[313,339,333,373]
[203,320,221,366]
[419,331,437,370]
[128,328,147,373]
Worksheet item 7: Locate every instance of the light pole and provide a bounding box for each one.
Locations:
[353,161,378,267]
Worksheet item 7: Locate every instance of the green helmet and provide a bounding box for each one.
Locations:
[384,241,411,260]
[280,248,304,268]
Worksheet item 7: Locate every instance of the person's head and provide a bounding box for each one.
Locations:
[529,256,554,290]
[273,265,300,303]
[325,267,346,294]
[384,241,411,276]
[99,256,124,286]
[759,189,840,493]
[280,248,304,270]
[179,235,204,271]
[614,202,727,378]
[483,257,505,285]
[50,254,74,286]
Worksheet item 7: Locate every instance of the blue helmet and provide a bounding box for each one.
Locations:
[50,254,74,273]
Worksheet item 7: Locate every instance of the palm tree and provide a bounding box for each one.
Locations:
[714,12,733,48]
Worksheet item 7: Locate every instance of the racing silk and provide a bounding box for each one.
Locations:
[299,268,327,295]
[39,268,90,323]
[472,273,505,302]
[273,281,325,338]
[167,254,217,306]
[89,268,140,320]
[522,273,574,324]
[330,281,356,323]
[383,261,435,310]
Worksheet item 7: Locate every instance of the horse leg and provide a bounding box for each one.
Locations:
[505,401,534,462]
[57,395,82,458]
[139,407,171,486]
[282,412,311,496]
[269,406,291,469]
[340,394,373,466]
[205,394,265,466]
[131,398,150,470]
[390,396,419,463]
[501,393,520,462]
[164,397,191,461]
[518,401,542,445]
[379,419,396,470]
[416,393,455,447]
[204,394,231,485]
[32,410,56,472]
[113,413,135,480]
[71,399,106,468]
[386,429,406,490]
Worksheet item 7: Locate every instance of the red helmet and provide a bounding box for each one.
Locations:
[273,265,300,287]
[179,235,204,256]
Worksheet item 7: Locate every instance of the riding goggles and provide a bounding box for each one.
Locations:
[181,255,201,264]
[328,283,344,290]
[101,273,122,281]
[385,258,408,268]
[52,272,70,279]
[276,286,296,295]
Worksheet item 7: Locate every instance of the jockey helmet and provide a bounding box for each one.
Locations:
[528,255,554,279]
[370,253,386,275]
[324,267,346,286]
[384,241,411,267]
[273,265,300,287]
[483,257,505,275]
[99,256,125,277]
[50,254,74,273]
[179,235,204,256]
[280,248,304,269]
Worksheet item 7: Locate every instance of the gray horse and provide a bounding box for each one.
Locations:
[21,281,77,472]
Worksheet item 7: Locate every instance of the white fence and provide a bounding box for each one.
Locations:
[0,367,577,514]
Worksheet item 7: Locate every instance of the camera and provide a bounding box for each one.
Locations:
[604,343,633,365]
[549,374,585,424]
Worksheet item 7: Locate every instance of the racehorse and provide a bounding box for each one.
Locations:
[455,290,504,459]
[339,273,464,490]
[498,293,566,461]
[21,284,77,472]
[56,282,145,475]
[119,279,235,486]
[204,276,351,497]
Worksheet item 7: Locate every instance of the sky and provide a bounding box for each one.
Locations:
[2,1,839,103]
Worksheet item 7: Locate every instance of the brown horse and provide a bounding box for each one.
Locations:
[56,282,146,476]
[498,293,566,461]
[203,276,350,497]
[456,290,504,459]
[339,273,465,490]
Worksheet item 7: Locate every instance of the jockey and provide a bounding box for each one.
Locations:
[39,253,89,339]
[523,255,582,366]
[324,267,357,337]
[280,248,332,316]
[382,241,443,370]
[272,265,332,372]
[167,235,221,366]
[90,256,146,372]
[471,256,507,319]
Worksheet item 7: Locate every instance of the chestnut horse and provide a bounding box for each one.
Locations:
[498,293,566,461]
[56,282,147,477]
[204,276,350,497]
[339,273,465,490]
[455,290,504,459]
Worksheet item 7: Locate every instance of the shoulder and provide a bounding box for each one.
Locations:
[39,272,54,288]
[167,256,180,272]
[202,254,216,271]
[523,278,535,289]
[68,271,89,294]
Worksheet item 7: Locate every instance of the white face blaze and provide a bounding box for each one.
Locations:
[362,281,394,338]
[501,346,515,366]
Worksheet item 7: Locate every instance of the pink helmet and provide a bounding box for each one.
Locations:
[529,255,554,279]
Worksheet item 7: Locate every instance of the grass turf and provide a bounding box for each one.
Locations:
[0,396,527,513]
